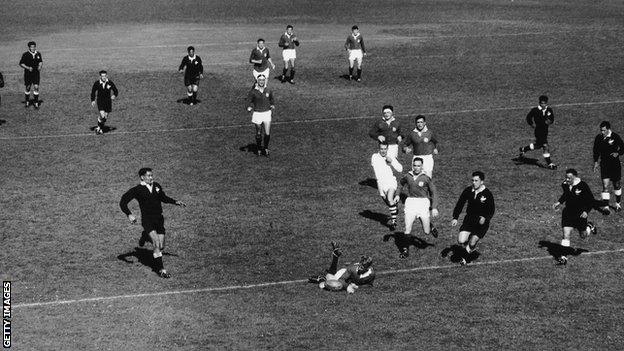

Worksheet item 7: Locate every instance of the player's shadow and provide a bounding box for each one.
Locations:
[0,119,6,126]
[339,74,354,80]
[117,247,179,272]
[239,143,260,155]
[512,156,545,168]
[538,240,588,259]
[383,232,435,254]
[176,98,202,105]
[440,244,481,263]
[358,178,377,189]
[89,125,117,134]
[359,210,390,229]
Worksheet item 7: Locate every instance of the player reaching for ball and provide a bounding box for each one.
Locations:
[308,242,375,294]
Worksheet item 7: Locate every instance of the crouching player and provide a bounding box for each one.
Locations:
[371,142,403,230]
[308,242,375,294]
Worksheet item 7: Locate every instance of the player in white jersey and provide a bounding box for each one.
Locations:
[371,143,403,230]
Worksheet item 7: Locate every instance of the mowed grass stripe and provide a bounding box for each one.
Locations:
[14,248,624,309]
[2,99,624,141]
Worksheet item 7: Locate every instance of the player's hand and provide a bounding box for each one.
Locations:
[179,70,184,74]
[199,74,204,79]
[247,107,253,112]
[580,211,588,219]
[91,101,96,107]
[431,209,439,217]
[611,152,619,158]
[28,67,33,72]
[593,163,599,172]
[346,283,358,294]
[433,149,439,155]
[402,146,412,154]
[111,95,115,100]
[128,214,137,224]
[363,52,368,56]
[271,64,276,70]
[451,219,458,226]
[176,201,187,207]
[385,156,393,164]
[552,202,561,210]
[378,136,385,143]
[479,216,486,225]
[270,105,275,110]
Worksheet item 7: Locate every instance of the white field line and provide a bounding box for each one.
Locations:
[1,99,623,141]
[12,248,624,309]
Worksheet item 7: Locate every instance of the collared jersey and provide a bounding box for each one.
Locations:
[526,106,554,129]
[178,55,203,78]
[371,153,403,180]
[558,179,594,214]
[593,131,624,163]
[369,118,403,145]
[345,33,365,52]
[400,171,439,207]
[90,79,119,103]
[249,47,271,71]
[247,85,274,112]
[452,186,495,221]
[19,50,43,71]
[119,182,178,218]
[404,127,437,155]
[278,33,299,50]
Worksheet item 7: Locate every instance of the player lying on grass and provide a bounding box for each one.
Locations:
[308,242,375,293]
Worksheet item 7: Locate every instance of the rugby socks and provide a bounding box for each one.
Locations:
[24,92,30,104]
[186,91,193,103]
[33,91,39,102]
[192,92,197,103]
[327,254,339,275]
[263,135,270,150]
[601,192,610,207]
[543,153,552,164]
[255,134,262,151]
[153,251,164,271]
[290,68,295,80]
[348,66,353,78]
[388,204,398,222]
[282,68,288,80]
[356,68,362,80]
[615,188,622,204]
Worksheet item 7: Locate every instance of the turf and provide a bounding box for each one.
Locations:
[1,0,624,350]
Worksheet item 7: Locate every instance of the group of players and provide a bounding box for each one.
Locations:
[4,25,623,291]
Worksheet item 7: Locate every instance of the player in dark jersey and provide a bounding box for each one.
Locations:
[19,41,43,108]
[450,171,495,265]
[90,70,119,135]
[593,121,624,213]
[552,168,597,265]
[344,25,366,81]
[308,242,375,294]
[278,25,299,84]
[518,95,557,169]
[119,168,187,278]
[178,46,204,105]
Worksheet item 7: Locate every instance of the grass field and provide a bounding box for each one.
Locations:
[2,0,624,350]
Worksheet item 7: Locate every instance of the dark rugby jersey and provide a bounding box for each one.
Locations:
[90,79,118,104]
[120,182,177,218]
[249,47,271,71]
[19,51,43,71]
[558,179,593,214]
[178,55,203,78]
[593,131,624,163]
[452,186,495,221]
[247,85,274,112]
[526,106,554,129]
[344,33,365,52]
[278,33,299,50]
[400,171,439,208]
[369,118,403,145]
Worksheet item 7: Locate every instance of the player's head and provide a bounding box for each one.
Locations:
[358,255,373,273]
[27,41,36,52]
[286,25,293,34]
[412,157,424,173]
[187,46,195,55]
[538,95,548,108]
[138,167,154,184]
[351,25,359,34]
[257,38,265,49]
[256,74,266,87]
[378,142,389,157]
[382,105,394,120]
[415,115,426,130]
[564,168,578,184]
[600,120,611,136]
[471,171,485,189]
[99,70,108,80]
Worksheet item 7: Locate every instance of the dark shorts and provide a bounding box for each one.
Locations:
[97,100,112,113]
[600,160,622,182]
[184,75,200,87]
[561,211,587,231]
[24,70,40,86]
[142,215,166,235]
[459,216,490,239]
[534,127,548,147]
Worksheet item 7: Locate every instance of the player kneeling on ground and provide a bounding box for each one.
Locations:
[308,242,375,294]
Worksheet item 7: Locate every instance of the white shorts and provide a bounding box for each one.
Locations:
[348,49,363,62]
[282,49,296,61]
[251,110,272,125]
[377,177,398,197]
[325,268,347,281]
[253,68,270,81]
[413,154,434,178]
[404,197,431,224]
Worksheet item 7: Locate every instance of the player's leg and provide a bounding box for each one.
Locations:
[557,227,573,265]
[418,215,431,236]
[96,110,107,134]
[32,82,40,108]
[326,242,342,275]
[457,230,471,265]
[253,122,263,155]
[600,177,612,211]
[24,83,31,107]
[518,141,535,157]
[147,230,166,274]
[355,55,363,81]
[281,58,289,82]
[288,58,296,83]
[191,83,199,104]
[614,179,622,211]
[347,53,355,80]
[262,119,271,156]
[385,187,399,230]
[185,84,193,104]
[403,200,417,236]
[542,143,556,169]
[387,144,399,160]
